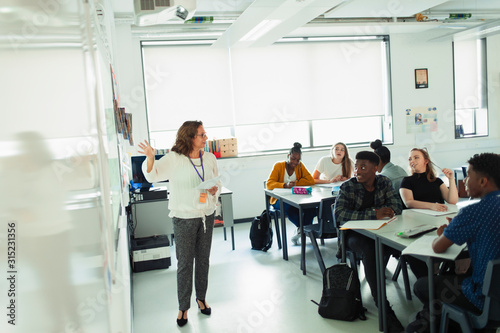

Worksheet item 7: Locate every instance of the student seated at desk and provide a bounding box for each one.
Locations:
[312,142,354,184]
[400,148,458,211]
[406,153,500,333]
[334,151,405,333]
[266,142,316,245]
[370,139,407,191]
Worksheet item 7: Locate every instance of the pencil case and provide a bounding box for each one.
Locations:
[292,186,312,195]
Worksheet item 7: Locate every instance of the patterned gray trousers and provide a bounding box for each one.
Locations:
[172,213,215,311]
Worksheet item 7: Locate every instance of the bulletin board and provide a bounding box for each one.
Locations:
[405,107,438,134]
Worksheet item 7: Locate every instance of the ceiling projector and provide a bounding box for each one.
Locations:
[134,0,196,26]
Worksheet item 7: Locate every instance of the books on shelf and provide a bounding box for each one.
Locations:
[204,137,237,158]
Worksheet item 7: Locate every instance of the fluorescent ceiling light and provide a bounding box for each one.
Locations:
[142,40,216,46]
[240,19,282,42]
[277,36,384,43]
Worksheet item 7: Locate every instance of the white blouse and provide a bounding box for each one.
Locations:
[142,151,221,219]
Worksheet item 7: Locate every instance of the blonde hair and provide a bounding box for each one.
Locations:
[331,142,352,178]
[410,148,437,182]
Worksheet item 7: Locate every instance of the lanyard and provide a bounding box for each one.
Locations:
[189,150,204,182]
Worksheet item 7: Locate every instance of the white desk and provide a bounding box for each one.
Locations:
[264,186,335,274]
[350,209,463,333]
[132,186,235,250]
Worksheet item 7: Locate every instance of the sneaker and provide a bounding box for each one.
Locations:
[291,228,301,245]
[405,317,430,333]
[386,305,405,333]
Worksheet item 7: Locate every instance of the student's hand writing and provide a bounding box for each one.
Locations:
[138,140,155,159]
[331,175,342,183]
[331,175,348,183]
[431,203,448,212]
[376,207,395,220]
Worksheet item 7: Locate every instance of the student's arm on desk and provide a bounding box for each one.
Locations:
[295,162,315,186]
[400,188,448,212]
[432,223,454,253]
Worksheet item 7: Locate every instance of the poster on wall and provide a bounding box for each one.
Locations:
[405,107,438,134]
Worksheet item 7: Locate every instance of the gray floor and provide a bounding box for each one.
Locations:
[132,221,424,333]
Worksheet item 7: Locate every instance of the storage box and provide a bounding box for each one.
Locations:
[220,138,237,157]
[131,235,171,272]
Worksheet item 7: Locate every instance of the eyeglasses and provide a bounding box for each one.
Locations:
[195,133,208,139]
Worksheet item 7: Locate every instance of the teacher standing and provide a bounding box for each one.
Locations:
[138,120,220,327]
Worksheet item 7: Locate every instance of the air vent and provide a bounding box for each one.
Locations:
[140,0,154,11]
[156,0,171,7]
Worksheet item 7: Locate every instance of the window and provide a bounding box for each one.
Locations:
[141,37,393,154]
[453,38,488,138]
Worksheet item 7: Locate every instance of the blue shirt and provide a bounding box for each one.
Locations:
[444,190,500,310]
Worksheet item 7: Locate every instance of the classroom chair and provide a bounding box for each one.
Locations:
[439,259,500,333]
[263,181,282,249]
[333,205,360,277]
[334,207,412,300]
[303,197,338,274]
[391,255,412,300]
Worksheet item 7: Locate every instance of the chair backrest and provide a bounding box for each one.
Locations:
[482,259,500,323]
[318,196,337,237]
[461,165,468,178]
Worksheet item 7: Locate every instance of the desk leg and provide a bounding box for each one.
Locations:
[221,193,235,251]
[231,226,235,251]
[280,200,288,260]
[427,256,436,333]
[299,207,306,275]
[376,237,386,332]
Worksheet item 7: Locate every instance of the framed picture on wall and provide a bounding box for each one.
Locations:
[415,68,428,89]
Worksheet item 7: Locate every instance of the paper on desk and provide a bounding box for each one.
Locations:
[340,216,397,230]
[269,188,293,194]
[410,205,458,216]
[402,235,466,260]
[195,175,222,190]
[316,181,345,188]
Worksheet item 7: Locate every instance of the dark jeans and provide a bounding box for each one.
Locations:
[413,273,480,323]
[345,231,401,301]
[344,231,428,301]
[272,200,317,228]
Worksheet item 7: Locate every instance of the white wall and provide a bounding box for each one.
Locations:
[113,29,500,220]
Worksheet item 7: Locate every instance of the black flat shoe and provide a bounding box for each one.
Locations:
[177,310,188,327]
[196,298,211,315]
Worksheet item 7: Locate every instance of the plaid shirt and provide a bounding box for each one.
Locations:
[334,175,402,225]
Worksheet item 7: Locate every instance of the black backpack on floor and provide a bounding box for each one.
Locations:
[249,210,273,252]
[312,263,366,321]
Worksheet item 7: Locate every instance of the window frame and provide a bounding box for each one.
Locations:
[141,36,394,155]
[453,37,488,139]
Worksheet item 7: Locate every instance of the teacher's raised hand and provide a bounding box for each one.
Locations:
[138,140,156,173]
[138,140,155,159]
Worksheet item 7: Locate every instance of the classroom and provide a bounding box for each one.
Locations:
[2,1,500,333]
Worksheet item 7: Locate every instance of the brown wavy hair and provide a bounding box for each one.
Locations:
[331,142,352,178]
[171,120,203,156]
[410,148,437,182]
